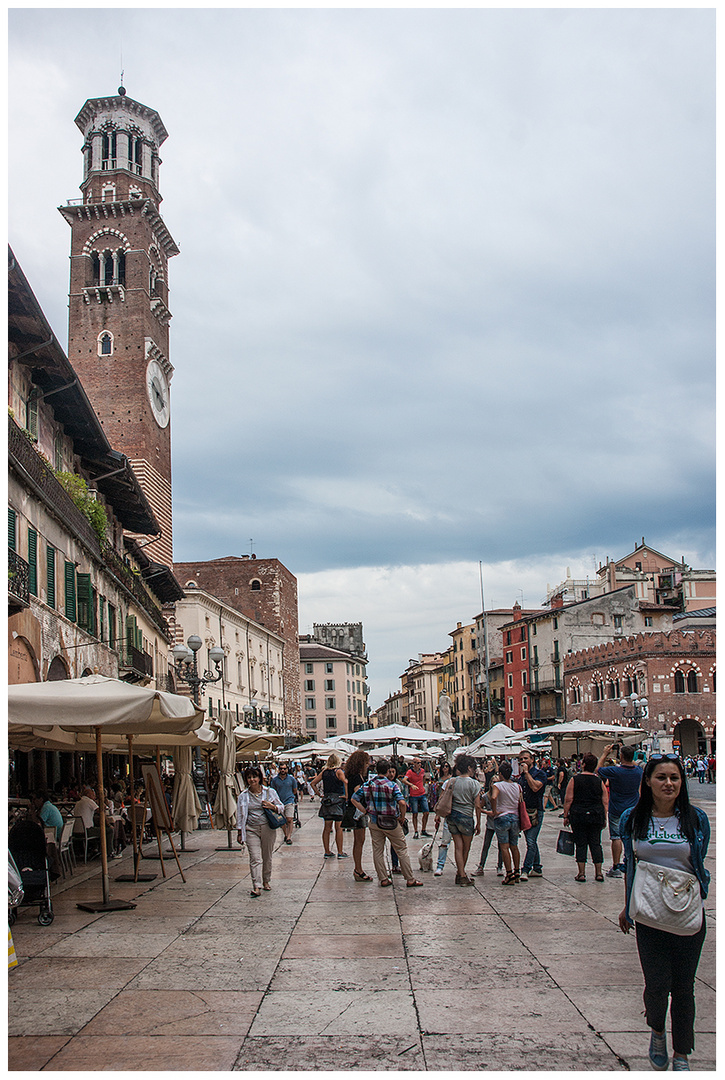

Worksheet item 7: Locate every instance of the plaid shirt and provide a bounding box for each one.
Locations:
[357,775,405,821]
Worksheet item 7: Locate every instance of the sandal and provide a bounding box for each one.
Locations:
[263,883,272,890]
[250,889,261,897]
[502,872,516,885]
[595,874,604,882]
[575,874,586,882]
[380,878,392,887]
[353,870,373,882]
[406,880,424,888]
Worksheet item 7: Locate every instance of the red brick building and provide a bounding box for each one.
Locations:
[174,556,301,731]
[564,629,716,756]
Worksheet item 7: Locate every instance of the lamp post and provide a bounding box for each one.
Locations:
[172,635,226,829]
[619,692,649,745]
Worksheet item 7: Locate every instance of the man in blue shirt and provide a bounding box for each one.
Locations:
[270,763,298,845]
[596,743,643,878]
[30,790,64,840]
[517,751,549,881]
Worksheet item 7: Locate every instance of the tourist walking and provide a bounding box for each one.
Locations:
[695,757,707,784]
[400,756,431,837]
[236,765,286,897]
[342,749,373,881]
[311,754,348,859]
[563,752,608,882]
[351,759,423,888]
[618,755,710,1072]
[445,753,482,885]
[489,760,522,884]
[517,750,548,881]
[270,762,298,846]
[596,742,643,878]
[474,786,503,876]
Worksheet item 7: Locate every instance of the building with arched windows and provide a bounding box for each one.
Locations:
[563,629,715,755]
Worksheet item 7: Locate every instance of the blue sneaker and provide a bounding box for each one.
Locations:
[672,1056,690,1071]
[649,1031,669,1071]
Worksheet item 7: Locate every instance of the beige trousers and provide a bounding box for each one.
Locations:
[245,820,276,889]
[369,820,414,882]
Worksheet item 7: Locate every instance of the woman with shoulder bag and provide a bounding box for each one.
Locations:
[489,761,522,884]
[618,755,710,1072]
[311,754,348,859]
[342,750,372,881]
[563,752,608,882]
[236,766,286,897]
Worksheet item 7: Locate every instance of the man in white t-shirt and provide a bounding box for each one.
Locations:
[73,786,98,830]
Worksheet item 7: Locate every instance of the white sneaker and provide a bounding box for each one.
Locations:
[433,869,443,876]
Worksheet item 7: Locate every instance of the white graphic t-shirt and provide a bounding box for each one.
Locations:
[634,815,695,877]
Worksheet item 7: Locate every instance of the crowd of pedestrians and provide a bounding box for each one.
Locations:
[231,741,711,1070]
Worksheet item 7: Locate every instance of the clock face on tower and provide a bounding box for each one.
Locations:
[146,359,170,428]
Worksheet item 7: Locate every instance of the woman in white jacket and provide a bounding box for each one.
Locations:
[236,765,285,897]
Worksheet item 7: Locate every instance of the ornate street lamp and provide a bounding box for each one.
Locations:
[619,692,649,727]
[172,635,226,828]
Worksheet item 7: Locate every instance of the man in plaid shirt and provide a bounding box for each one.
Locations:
[352,759,423,888]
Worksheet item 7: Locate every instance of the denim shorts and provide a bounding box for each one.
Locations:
[447,810,475,836]
[408,795,429,814]
[608,813,622,840]
[493,813,520,845]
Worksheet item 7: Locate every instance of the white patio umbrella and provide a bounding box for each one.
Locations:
[467,723,518,755]
[323,736,359,755]
[501,719,645,755]
[276,740,334,758]
[8,675,203,912]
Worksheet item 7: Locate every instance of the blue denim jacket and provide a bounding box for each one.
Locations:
[620,805,711,927]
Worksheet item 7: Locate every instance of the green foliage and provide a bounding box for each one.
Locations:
[54,471,108,545]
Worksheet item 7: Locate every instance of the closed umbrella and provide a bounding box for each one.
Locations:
[212,711,241,849]
[172,744,202,834]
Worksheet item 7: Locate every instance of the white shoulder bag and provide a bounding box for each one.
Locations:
[630,859,702,936]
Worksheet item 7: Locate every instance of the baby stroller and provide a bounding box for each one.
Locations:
[8,819,55,926]
[293,797,302,829]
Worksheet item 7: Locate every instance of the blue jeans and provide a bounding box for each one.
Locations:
[522,813,544,873]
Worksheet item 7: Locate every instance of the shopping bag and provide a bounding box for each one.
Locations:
[556,829,575,857]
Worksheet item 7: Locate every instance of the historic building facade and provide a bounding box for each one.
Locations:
[174,556,301,733]
[299,638,369,738]
[563,630,716,756]
[59,87,178,568]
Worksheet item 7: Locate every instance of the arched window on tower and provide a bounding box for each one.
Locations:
[674,670,685,694]
[687,670,699,694]
[90,252,100,285]
[251,580,262,592]
[98,332,113,357]
[117,251,126,287]
[134,138,143,175]
[103,251,114,285]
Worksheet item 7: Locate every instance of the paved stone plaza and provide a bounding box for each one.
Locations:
[8,792,716,1071]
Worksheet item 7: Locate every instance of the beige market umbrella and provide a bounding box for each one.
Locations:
[172,744,202,834]
[8,675,203,912]
[212,711,241,848]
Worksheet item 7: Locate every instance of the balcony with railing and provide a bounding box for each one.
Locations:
[9,548,30,613]
[119,644,154,682]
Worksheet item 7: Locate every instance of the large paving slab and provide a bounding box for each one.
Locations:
[8,793,716,1071]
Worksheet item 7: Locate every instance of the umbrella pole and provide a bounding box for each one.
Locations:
[115,735,156,883]
[76,728,136,913]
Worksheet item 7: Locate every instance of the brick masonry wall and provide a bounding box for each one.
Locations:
[174,557,301,730]
[564,630,716,738]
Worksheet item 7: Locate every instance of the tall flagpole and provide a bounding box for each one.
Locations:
[479,561,493,732]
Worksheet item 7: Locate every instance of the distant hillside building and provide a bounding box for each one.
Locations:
[174,556,301,732]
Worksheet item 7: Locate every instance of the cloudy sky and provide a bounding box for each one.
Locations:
[9,8,715,707]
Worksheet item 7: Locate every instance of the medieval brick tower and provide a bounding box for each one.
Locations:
[59,86,178,566]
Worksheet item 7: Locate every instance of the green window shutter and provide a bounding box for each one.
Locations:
[126,614,135,648]
[64,561,77,621]
[107,604,116,648]
[91,586,98,637]
[26,391,38,439]
[98,597,105,642]
[77,572,92,631]
[8,508,17,551]
[27,528,38,595]
[46,545,56,608]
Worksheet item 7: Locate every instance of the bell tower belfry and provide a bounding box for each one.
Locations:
[59,86,178,567]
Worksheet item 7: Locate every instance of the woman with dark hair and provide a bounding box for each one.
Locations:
[563,752,608,882]
[236,765,285,897]
[311,754,348,859]
[343,750,372,881]
[618,755,710,1072]
[490,760,522,884]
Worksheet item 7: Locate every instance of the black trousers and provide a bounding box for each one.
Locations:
[569,813,603,864]
[635,916,706,1055]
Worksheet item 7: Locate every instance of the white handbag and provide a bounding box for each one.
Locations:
[630,859,702,936]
